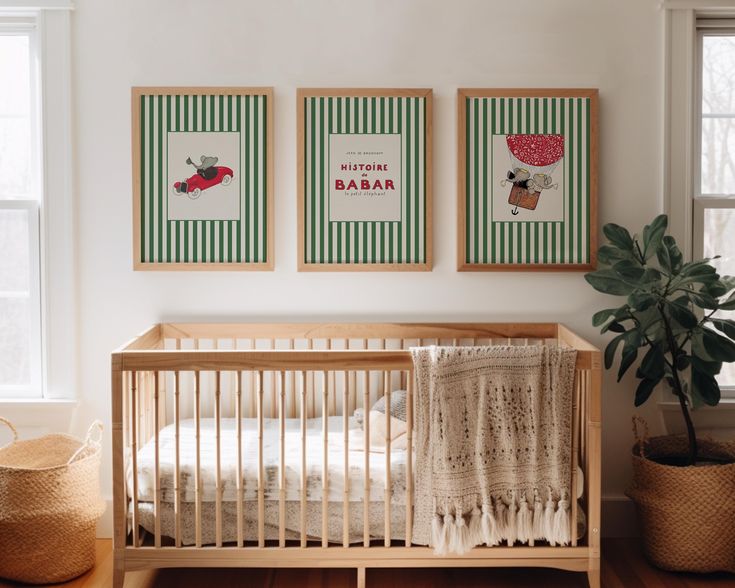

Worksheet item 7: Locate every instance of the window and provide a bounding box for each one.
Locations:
[695,21,735,394]
[0,18,42,398]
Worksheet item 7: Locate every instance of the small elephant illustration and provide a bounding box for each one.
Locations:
[500,167,531,188]
[526,173,559,195]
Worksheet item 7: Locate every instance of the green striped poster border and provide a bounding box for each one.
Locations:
[133,88,272,270]
[458,90,597,271]
[298,89,432,271]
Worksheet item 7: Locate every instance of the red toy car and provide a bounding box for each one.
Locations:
[173,166,234,199]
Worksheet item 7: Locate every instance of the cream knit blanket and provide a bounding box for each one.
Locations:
[411,344,577,553]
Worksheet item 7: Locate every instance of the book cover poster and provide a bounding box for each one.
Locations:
[298,89,432,271]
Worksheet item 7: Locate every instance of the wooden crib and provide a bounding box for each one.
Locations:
[111,322,601,588]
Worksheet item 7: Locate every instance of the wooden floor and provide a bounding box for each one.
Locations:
[1,539,734,587]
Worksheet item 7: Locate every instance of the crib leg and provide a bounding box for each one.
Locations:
[356,566,366,588]
[112,564,125,588]
[586,563,600,588]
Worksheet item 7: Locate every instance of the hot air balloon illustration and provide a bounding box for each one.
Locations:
[500,134,564,215]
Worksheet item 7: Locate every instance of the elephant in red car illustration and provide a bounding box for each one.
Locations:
[172,155,233,200]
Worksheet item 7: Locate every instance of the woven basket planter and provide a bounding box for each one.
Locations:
[626,422,735,574]
[0,418,106,584]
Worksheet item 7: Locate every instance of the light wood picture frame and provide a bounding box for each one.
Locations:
[458,88,598,272]
[132,87,274,270]
[297,88,433,271]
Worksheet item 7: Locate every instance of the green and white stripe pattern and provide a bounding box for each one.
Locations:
[303,96,427,265]
[139,93,268,264]
[465,96,591,266]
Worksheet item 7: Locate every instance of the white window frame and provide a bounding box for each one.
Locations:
[0,16,43,398]
[0,1,75,410]
[663,1,735,425]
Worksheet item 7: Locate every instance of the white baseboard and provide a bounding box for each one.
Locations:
[96,495,639,540]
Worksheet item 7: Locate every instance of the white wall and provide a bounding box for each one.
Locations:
[68,0,665,536]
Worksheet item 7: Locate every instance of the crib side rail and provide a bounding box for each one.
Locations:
[112,332,600,566]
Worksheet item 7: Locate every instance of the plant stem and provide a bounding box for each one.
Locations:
[660,305,698,465]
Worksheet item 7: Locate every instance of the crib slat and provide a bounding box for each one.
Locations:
[384,370,391,547]
[328,340,336,416]
[250,339,256,417]
[322,370,329,548]
[174,371,181,547]
[194,371,202,548]
[309,340,316,418]
[343,369,349,548]
[121,371,129,545]
[257,370,265,548]
[270,339,276,418]
[406,368,413,547]
[215,371,222,548]
[236,371,244,547]
[130,371,140,548]
[571,371,582,547]
[289,339,296,418]
[279,370,286,548]
[300,370,307,548]
[153,371,161,548]
[363,370,370,547]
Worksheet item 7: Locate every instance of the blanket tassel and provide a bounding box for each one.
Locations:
[506,492,518,546]
[432,513,447,555]
[544,488,556,547]
[481,502,500,546]
[468,505,482,547]
[494,496,508,540]
[450,507,472,555]
[532,488,545,540]
[517,492,532,545]
[553,492,571,546]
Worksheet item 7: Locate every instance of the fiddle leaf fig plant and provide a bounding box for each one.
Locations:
[585,214,735,466]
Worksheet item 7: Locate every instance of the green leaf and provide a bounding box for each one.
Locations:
[691,329,715,361]
[720,291,735,311]
[618,346,638,382]
[662,235,683,273]
[605,333,626,370]
[702,327,735,362]
[675,354,691,370]
[639,344,666,380]
[642,214,667,260]
[692,369,721,406]
[585,270,635,296]
[608,321,626,333]
[598,245,634,266]
[635,378,659,407]
[592,308,619,327]
[628,292,657,311]
[603,223,634,251]
[691,355,722,376]
[667,301,698,329]
[617,330,642,382]
[656,242,672,273]
[613,260,646,282]
[711,318,735,340]
[686,290,720,310]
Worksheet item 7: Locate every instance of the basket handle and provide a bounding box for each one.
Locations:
[632,415,649,458]
[67,420,104,464]
[0,416,19,447]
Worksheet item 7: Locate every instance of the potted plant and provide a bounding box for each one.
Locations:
[585,214,735,573]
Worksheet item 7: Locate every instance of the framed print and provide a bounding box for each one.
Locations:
[458,89,597,271]
[297,88,432,271]
[132,87,273,270]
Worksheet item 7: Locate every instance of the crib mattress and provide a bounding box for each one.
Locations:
[130,417,408,505]
[137,500,410,546]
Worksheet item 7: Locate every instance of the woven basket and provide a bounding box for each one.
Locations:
[0,418,106,584]
[626,417,735,574]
